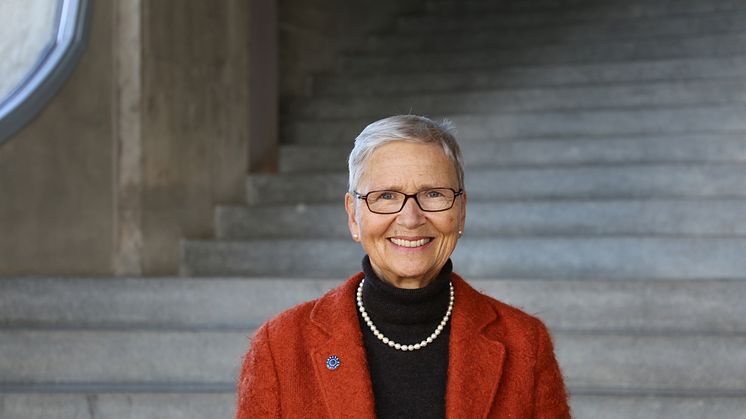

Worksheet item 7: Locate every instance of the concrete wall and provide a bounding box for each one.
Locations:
[0,0,260,276]
[0,0,414,275]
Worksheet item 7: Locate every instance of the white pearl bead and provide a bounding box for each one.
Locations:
[357,279,454,352]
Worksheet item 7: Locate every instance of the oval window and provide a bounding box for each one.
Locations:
[0,0,91,146]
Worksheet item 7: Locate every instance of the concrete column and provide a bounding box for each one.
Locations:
[113,0,144,275]
[138,0,253,274]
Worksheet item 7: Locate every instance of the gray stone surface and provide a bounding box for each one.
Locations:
[182,237,746,279]
[1,393,745,419]
[286,105,746,144]
[313,56,746,96]
[248,164,746,204]
[0,330,246,383]
[555,334,746,391]
[338,33,746,73]
[2,329,744,392]
[0,393,235,419]
[2,277,746,333]
[384,13,746,46]
[569,395,746,419]
[291,78,746,119]
[217,199,746,239]
[279,134,746,172]
[406,7,746,31]
[0,277,334,329]
[427,0,746,15]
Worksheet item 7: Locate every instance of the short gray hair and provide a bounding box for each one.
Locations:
[347,115,465,192]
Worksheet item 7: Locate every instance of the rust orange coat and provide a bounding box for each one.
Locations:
[236,273,571,418]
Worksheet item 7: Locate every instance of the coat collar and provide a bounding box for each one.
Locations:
[308,272,505,419]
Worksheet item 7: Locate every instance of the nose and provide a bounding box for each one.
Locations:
[396,195,426,228]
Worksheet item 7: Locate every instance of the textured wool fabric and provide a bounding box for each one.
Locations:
[236,270,571,419]
[358,256,451,419]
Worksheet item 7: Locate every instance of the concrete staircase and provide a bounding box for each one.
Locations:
[3,0,746,417]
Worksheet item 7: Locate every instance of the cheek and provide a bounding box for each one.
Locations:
[359,214,393,237]
[433,214,459,234]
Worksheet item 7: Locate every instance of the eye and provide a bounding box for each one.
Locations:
[424,189,445,198]
[368,191,399,202]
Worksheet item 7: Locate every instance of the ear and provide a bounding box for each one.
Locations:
[458,190,467,235]
[345,192,361,242]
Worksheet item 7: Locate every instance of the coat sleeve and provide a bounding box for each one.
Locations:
[235,323,282,419]
[533,319,572,419]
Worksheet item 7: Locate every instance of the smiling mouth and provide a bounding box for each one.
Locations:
[389,237,432,248]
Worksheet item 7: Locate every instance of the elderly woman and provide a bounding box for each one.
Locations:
[236,115,570,418]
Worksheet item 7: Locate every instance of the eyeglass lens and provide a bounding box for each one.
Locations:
[366,188,457,213]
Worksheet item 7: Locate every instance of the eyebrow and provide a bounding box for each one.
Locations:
[367,184,450,192]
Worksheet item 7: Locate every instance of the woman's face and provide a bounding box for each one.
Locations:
[345,141,466,289]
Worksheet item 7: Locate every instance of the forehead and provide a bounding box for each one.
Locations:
[360,141,458,190]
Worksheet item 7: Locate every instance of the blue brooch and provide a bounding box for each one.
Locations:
[325,355,341,370]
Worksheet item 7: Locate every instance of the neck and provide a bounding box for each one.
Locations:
[380,274,432,289]
[369,262,440,289]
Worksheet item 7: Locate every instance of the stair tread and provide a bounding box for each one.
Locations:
[337,32,746,73]
[3,277,746,332]
[1,392,744,419]
[313,56,746,96]
[182,237,746,279]
[290,78,746,119]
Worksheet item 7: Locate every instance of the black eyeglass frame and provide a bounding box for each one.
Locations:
[353,188,464,214]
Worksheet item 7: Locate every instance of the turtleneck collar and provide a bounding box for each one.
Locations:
[360,255,452,326]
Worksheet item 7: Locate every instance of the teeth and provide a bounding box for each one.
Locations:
[390,238,431,248]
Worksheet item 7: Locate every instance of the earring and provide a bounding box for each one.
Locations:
[353,233,359,240]
[458,230,463,236]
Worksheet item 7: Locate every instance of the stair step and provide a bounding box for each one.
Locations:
[2,329,743,391]
[386,11,746,42]
[181,237,746,279]
[0,277,304,329]
[407,5,746,30]
[0,393,235,419]
[279,134,746,172]
[247,164,746,205]
[290,78,746,119]
[338,32,746,73]
[1,392,744,419]
[570,395,746,419]
[313,56,746,96]
[217,199,746,239]
[4,278,745,333]
[285,105,746,144]
[0,330,245,383]
[555,333,746,391]
[426,0,746,15]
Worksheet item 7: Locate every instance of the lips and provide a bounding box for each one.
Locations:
[389,237,432,248]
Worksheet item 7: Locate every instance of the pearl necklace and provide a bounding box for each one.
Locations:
[356,278,455,352]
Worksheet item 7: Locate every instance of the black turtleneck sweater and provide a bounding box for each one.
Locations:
[357,256,452,419]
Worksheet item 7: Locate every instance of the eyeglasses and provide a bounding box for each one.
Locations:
[354,188,463,214]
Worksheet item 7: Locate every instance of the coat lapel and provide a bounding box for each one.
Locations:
[446,274,506,419]
[307,273,505,418]
[309,274,377,419]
